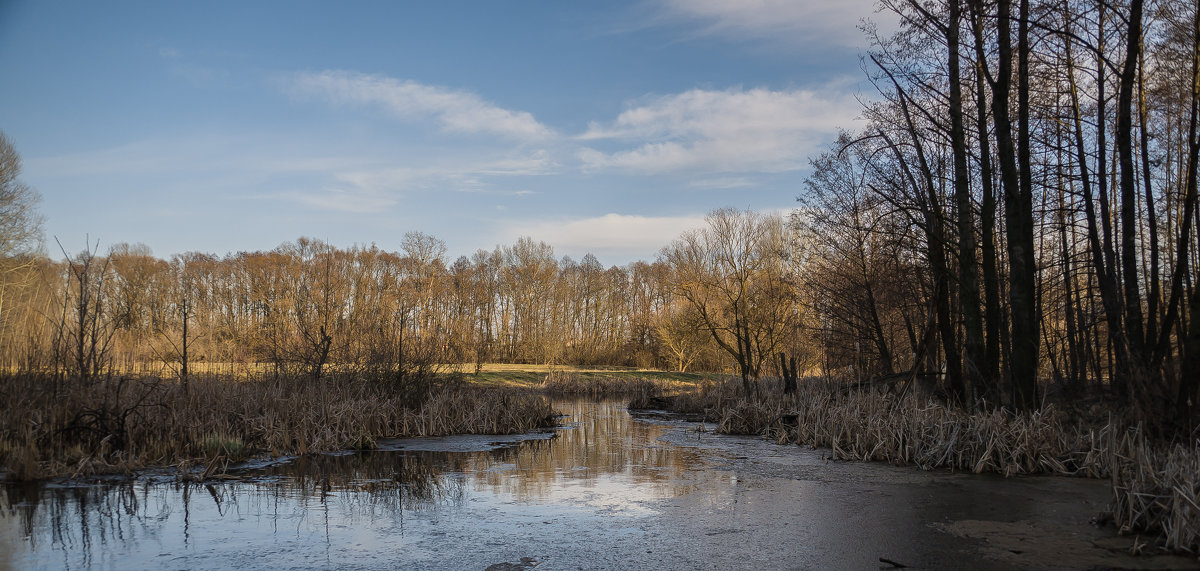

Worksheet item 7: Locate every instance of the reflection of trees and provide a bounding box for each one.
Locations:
[0,450,467,566]
[468,400,701,501]
[2,480,150,565]
[1,400,706,566]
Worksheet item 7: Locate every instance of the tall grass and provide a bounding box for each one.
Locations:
[1109,429,1200,553]
[539,370,672,399]
[643,377,1199,553]
[0,372,556,480]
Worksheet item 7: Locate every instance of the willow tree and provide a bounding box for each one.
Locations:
[660,208,798,396]
[0,131,44,368]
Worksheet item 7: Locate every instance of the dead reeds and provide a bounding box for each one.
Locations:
[660,377,1200,554]
[1109,428,1200,553]
[539,370,679,400]
[0,371,556,480]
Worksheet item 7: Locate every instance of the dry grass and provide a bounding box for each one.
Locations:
[1109,428,1200,553]
[460,363,714,390]
[538,370,695,398]
[642,378,1115,475]
[650,377,1200,554]
[0,372,556,480]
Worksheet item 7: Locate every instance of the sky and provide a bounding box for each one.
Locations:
[0,0,889,266]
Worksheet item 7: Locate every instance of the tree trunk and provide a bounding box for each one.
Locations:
[871,59,964,404]
[949,0,983,405]
[990,0,1038,408]
[971,3,1002,403]
[1117,0,1148,377]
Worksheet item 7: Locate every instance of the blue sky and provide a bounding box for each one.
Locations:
[0,0,887,265]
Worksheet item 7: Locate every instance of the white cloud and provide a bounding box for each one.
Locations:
[323,151,555,200]
[652,0,889,49]
[688,177,757,189]
[502,213,708,263]
[26,136,374,178]
[287,187,398,213]
[471,150,558,176]
[30,133,553,217]
[577,86,862,174]
[286,70,554,140]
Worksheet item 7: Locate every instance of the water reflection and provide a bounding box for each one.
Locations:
[2,400,1179,570]
[0,400,704,569]
[476,400,702,502]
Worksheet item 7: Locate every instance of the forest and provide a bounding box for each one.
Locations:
[1,0,1199,555]
[799,0,1200,430]
[0,220,797,384]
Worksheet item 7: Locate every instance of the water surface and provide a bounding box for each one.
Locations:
[2,400,1194,569]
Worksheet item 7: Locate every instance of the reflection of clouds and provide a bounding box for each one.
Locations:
[540,476,662,516]
[1,401,720,568]
[464,400,705,507]
[2,403,1126,570]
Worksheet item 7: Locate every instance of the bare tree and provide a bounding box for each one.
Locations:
[0,132,44,368]
[661,208,797,396]
[54,238,115,381]
[0,132,42,259]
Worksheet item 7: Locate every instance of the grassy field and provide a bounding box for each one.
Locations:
[101,361,725,388]
[450,363,722,390]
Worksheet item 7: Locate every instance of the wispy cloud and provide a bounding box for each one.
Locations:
[156,46,233,88]
[285,187,398,213]
[502,212,708,263]
[472,150,557,176]
[285,70,554,141]
[26,137,372,178]
[320,151,556,202]
[650,0,888,49]
[688,177,757,189]
[30,131,554,211]
[577,86,862,174]
[169,64,232,88]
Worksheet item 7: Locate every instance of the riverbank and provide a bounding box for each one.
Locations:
[5,400,1195,570]
[631,378,1200,555]
[0,365,710,481]
[0,372,556,481]
[6,367,1196,557]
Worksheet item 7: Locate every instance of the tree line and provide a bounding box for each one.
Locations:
[1,129,810,385]
[800,0,1199,431]
[0,209,811,385]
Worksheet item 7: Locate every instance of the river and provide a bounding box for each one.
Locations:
[2,400,1196,570]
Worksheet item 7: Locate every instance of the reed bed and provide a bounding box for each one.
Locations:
[1109,429,1200,553]
[400,385,557,436]
[538,370,682,399]
[649,377,1200,554]
[0,372,556,480]
[778,390,1112,478]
